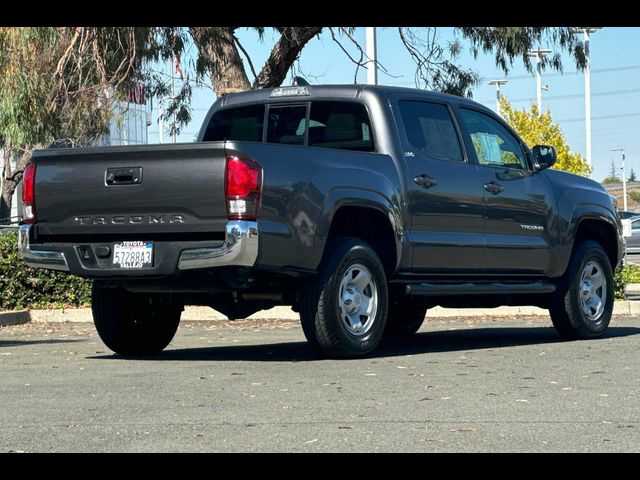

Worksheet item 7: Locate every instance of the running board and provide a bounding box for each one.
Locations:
[405,282,556,296]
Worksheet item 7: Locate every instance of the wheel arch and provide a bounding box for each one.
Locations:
[319,193,403,276]
[568,213,621,276]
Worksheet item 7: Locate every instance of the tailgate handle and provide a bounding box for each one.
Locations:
[106,167,142,185]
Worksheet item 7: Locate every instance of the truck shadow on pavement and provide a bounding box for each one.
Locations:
[89,325,640,362]
[0,338,83,348]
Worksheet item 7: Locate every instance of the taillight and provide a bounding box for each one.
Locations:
[22,163,37,224]
[225,155,262,220]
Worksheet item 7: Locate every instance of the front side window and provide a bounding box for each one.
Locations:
[266,105,308,145]
[460,108,528,170]
[202,104,264,142]
[398,100,464,162]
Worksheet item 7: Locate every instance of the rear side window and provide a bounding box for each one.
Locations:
[398,100,464,162]
[202,104,264,142]
[308,102,374,151]
[267,105,308,145]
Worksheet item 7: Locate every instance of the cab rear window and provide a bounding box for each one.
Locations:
[202,100,374,152]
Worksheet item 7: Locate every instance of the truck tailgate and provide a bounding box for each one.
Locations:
[32,142,228,238]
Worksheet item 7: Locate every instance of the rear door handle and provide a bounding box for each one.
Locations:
[414,174,437,189]
[484,181,504,195]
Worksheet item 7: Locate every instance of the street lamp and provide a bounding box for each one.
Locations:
[611,147,627,211]
[365,27,377,85]
[489,79,508,117]
[572,27,601,177]
[527,48,552,111]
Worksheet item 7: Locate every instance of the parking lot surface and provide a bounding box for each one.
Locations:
[1,315,639,452]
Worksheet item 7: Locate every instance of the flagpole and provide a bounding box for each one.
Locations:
[171,57,176,143]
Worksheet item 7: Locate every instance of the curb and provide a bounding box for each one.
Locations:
[12,300,640,324]
[0,310,30,327]
[29,308,93,323]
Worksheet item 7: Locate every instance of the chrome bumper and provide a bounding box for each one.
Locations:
[18,225,70,271]
[178,220,259,270]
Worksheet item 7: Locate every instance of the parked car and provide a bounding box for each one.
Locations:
[624,216,640,254]
[19,84,624,358]
[618,210,640,220]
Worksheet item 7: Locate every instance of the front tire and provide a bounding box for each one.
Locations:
[300,238,388,358]
[549,240,614,339]
[92,284,182,355]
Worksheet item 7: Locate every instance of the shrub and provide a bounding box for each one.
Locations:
[0,231,91,310]
[613,264,640,300]
[629,191,640,203]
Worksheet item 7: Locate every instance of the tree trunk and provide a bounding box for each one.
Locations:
[253,27,323,89]
[0,183,12,225]
[189,27,251,97]
[1,149,31,224]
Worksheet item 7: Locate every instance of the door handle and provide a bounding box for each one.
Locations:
[106,167,142,186]
[414,174,437,189]
[484,181,504,195]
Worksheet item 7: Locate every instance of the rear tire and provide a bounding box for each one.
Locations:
[92,284,182,355]
[549,240,614,340]
[385,295,427,337]
[299,237,388,358]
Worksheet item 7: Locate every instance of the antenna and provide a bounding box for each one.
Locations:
[292,76,311,87]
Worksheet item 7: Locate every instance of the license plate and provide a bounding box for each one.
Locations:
[112,241,153,269]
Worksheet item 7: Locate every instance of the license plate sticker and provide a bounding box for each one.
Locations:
[113,241,153,269]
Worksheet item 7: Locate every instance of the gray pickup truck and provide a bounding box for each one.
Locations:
[19,84,624,358]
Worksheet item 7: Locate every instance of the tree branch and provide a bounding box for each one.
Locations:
[234,34,258,81]
[190,26,250,97]
[328,27,399,83]
[253,27,323,89]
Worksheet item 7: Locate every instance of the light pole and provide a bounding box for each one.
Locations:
[611,148,627,211]
[489,79,508,117]
[365,27,377,85]
[572,27,601,176]
[527,48,552,111]
[158,99,164,144]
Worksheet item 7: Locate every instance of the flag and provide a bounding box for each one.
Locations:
[127,83,146,105]
[174,55,184,81]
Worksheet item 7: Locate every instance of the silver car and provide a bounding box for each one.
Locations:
[626,216,640,254]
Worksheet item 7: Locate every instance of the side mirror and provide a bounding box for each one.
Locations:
[532,145,557,171]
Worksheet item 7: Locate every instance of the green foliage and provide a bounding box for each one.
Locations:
[629,191,640,203]
[602,160,620,184]
[0,232,91,310]
[499,98,590,175]
[602,176,621,185]
[629,168,637,182]
[0,28,113,149]
[459,27,586,76]
[613,264,640,300]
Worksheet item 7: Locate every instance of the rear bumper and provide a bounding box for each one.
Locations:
[178,221,258,270]
[18,225,70,271]
[18,220,259,277]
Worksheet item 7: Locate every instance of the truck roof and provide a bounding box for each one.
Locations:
[217,83,489,111]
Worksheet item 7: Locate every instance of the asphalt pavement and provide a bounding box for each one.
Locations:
[1,316,640,452]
